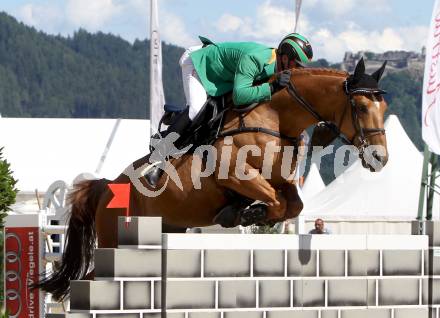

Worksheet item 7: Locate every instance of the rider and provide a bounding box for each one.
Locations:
[146,33,313,187]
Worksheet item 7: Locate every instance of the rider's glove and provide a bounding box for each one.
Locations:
[270,70,291,94]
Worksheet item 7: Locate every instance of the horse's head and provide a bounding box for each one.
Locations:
[297,59,388,172]
[342,57,388,171]
[268,59,389,172]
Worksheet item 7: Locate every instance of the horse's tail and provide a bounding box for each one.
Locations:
[34,178,110,301]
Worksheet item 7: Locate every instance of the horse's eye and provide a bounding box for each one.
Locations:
[358,105,369,114]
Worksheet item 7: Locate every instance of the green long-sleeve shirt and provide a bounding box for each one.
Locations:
[190,37,276,105]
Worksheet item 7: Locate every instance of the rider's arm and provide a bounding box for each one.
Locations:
[233,55,272,106]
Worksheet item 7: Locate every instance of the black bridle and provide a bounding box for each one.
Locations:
[343,81,386,151]
[286,78,386,155]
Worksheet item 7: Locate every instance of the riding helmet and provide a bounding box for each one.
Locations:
[277,33,313,64]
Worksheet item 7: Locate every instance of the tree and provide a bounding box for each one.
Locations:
[0,147,18,225]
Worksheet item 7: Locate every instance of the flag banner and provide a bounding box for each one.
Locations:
[107,183,131,217]
[149,0,165,133]
[5,227,40,318]
[422,0,440,154]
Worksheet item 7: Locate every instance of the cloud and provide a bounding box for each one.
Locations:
[161,12,198,47]
[250,1,298,38]
[302,0,390,16]
[311,28,346,62]
[18,4,37,25]
[11,0,429,62]
[128,0,149,13]
[375,28,405,51]
[323,0,355,17]
[311,25,427,62]
[215,1,310,45]
[212,0,425,62]
[14,0,196,47]
[17,3,64,34]
[216,14,244,33]
[302,0,319,9]
[399,25,429,53]
[66,0,122,31]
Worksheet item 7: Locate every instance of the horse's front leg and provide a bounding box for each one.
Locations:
[215,161,287,224]
[280,182,304,220]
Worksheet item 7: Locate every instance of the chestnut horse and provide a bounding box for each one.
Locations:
[38,59,388,300]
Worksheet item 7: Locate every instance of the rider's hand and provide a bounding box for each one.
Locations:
[270,70,291,93]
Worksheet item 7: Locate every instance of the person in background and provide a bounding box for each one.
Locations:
[309,218,331,234]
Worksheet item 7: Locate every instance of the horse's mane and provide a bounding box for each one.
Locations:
[291,67,348,78]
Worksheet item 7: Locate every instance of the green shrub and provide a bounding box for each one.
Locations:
[0,147,17,222]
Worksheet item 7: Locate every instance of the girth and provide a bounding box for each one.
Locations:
[217,104,298,146]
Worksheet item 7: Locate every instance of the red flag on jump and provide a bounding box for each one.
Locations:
[107,183,131,218]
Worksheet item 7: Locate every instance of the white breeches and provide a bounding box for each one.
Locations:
[179,45,207,120]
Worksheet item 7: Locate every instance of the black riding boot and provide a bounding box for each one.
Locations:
[144,108,192,188]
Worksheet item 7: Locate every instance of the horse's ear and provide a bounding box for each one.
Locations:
[354,57,365,78]
[371,60,387,82]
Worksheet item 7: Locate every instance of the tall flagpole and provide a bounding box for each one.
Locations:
[149,0,165,134]
[294,0,302,32]
[291,0,305,234]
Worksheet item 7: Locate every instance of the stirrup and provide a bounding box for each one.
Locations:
[143,162,164,188]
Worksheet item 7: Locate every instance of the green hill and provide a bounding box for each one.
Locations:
[0,12,185,119]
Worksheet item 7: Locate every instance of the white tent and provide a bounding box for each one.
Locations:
[302,115,439,223]
[301,163,325,200]
[0,118,150,194]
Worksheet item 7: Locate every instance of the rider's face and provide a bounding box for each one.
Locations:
[277,54,298,72]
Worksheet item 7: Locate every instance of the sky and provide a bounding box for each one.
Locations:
[0,0,436,62]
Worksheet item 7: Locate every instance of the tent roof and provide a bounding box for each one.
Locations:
[302,115,438,219]
[3,116,436,220]
[302,163,325,200]
[0,118,150,193]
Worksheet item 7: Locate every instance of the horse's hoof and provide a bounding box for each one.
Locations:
[213,206,240,228]
[240,204,267,227]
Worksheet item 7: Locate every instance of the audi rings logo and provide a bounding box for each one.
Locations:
[5,232,23,318]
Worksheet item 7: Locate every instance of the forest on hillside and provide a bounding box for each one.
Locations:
[0,12,185,119]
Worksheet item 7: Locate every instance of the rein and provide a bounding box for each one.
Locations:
[216,74,385,152]
[286,78,386,152]
[285,81,352,146]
